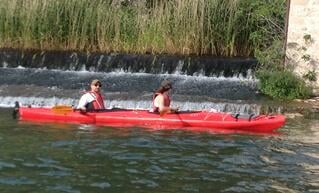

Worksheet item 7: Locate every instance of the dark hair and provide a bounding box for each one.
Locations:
[155,80,172,94]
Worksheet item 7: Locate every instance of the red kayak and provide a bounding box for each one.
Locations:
[17,106,285,133]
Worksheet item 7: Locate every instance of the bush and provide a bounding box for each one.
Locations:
[257,70,312,100]
[254,39,285,71]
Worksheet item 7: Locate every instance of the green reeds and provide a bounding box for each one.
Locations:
[0,0,286,56]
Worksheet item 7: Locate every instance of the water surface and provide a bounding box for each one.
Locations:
[0,108,318,193]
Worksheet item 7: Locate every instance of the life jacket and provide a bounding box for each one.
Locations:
[152,93,171,112]
[86,91,105,110]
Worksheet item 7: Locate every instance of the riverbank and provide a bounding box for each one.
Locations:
[291,97,319,118]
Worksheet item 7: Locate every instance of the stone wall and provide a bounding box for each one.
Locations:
[286,0,319,94]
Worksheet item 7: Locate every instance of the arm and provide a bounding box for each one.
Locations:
[77,93,94,111]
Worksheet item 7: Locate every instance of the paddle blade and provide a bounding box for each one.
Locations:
[51,105,73,114]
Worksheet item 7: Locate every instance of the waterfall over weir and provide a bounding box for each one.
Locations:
[0,48,257,77]
[0,49,282,114]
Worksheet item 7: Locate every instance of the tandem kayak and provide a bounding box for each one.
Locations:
[17,106,286,133]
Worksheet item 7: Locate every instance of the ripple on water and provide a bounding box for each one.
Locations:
[47,185,80,193]
[22,157,72,172]
[40,171,72,177]
[22,162,71,171]
[224,180,272,192]
[182,186,200,192]
[145,164,170,174]
[122,137,160,148]
[270,183,298,193]
[112,152,146,161]
[0,161,16,169]
[0,177,36,185]
[131,179,159,188]
[50,140,79,148]
[125,168,141,174]
[90,182,111,189]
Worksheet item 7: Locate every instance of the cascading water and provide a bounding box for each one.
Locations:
[0,49,281,114]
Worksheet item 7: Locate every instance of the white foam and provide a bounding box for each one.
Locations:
[5,66,257,82]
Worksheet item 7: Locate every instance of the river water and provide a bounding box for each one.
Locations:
[0,107,318,193]
[0,66,318,192]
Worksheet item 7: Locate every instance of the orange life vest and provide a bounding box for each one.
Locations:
[152,93,171,112]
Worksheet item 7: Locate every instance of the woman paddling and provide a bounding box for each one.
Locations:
[151,80,178,115]
[77,79,105,112]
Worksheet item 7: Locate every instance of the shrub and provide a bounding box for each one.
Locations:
[254,39,285,71]
[303,70,317,82]
[257,70,312,100]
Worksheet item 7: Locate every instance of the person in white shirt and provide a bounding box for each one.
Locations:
[77,79,105,112]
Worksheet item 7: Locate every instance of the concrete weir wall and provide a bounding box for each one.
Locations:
[286,0,319,93]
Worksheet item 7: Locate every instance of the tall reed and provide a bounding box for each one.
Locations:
[0,0,286,56]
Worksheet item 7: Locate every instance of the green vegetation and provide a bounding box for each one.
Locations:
[244,1,313,100]
[0,0,286,56]
[257,70,312,100]
[255,39,313,100]
[303,70,317,82]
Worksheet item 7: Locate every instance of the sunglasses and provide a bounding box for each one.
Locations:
[93,83,102,87]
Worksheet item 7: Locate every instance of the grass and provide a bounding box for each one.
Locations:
[0,0,286,56]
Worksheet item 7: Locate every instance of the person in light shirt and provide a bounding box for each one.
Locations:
[77,79,105,112]
[151,80,178,115]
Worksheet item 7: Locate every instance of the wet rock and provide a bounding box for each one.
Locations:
[284,113,304,119]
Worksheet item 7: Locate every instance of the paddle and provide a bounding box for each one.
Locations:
[51,105,126,114]
[51,105,75,114]
[159,107,179,117]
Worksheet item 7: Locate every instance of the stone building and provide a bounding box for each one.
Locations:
[286,0,319,94]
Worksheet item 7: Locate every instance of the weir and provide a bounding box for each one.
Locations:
[0,49,284,114]
[0,49,257,77]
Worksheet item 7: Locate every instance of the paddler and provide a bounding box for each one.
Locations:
[151,80,178,115]
[77,79,105,112]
